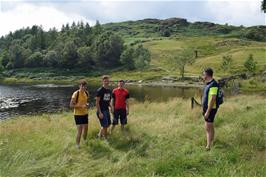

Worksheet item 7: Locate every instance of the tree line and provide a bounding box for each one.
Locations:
[0,21,150,71]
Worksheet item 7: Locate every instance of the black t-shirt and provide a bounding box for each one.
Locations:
[96,86,112,111]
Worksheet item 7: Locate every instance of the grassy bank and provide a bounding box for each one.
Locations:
[1,95,265,177]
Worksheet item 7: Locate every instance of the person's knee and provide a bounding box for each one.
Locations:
[205,123,213,132]
[83,124,88,130]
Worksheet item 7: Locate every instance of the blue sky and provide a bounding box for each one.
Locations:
[0,0,265,36]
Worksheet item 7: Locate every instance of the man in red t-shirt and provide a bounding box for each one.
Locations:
[111,80,129,133]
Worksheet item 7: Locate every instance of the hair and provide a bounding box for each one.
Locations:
[102,75,110,80]
[204,68,214,77]
[79,79,87,86]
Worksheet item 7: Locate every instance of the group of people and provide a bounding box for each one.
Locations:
[70,68,220,151]
[70,75,129,149]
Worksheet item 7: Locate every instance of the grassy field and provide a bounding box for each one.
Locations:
[1,95,265,177]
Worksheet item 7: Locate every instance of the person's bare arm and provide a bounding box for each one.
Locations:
[96,97,103,119]
[96,97,101,113]
[111,98,114,113]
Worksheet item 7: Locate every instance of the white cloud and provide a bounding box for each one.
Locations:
[0,0,265,37]
[204,1,265,26]
[0,3,94,36]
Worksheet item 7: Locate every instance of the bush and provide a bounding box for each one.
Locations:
[244,54,257,73]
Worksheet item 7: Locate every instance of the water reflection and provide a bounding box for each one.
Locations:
[0,84,201,120]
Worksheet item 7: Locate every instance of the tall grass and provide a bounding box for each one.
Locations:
[0,95,265,177]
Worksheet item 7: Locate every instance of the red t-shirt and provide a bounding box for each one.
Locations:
[112,88,129,110]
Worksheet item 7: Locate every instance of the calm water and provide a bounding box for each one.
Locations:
[0,84,202,119]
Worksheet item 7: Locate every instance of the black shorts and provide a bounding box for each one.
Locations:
[203,109,217,123]
[113,109,127,125]
[74,114,88,125]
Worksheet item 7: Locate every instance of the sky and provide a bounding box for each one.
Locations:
[0,0,265,36]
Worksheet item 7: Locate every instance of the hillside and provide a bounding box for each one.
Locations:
[1,95,265,177]
[103,18,266,41]
[0,18,265,89]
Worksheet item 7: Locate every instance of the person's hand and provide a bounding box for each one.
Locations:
[99,112,104,119]
[204,111,210,120]
[81,104,87,108]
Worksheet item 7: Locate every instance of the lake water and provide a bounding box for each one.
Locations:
[0,84,203,120]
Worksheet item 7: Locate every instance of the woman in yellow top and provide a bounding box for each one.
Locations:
[70,80,89,149]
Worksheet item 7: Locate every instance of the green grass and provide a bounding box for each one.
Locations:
[1,95,266,177]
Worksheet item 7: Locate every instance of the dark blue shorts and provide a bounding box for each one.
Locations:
[203,108,217,123]
[113,109,127,125]
[97,110,111,128]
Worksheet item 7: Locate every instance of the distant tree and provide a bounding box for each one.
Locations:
[220,55,233,72]
[77,46,94,67]
[47,28,58,47]
[120,47,135,70]
[94,20,103,35]
[133,45,151,70]
[85,22,91,35]
[173,49,195,79]
[44,50,59,67]
[244,54,257,73]
[262,0,266,12]
[8,42,26,68]
[94,32,124,68]
[1,50,10,68]
[62,41,78,68]
[25,52,44,67]
[71,21,76,30]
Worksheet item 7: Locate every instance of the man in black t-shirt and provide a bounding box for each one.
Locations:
[96,75,112,138]
[202,68,219,150]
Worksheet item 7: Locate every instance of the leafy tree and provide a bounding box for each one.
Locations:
[134,45,151,70]
[25,52,44,67]
[120,47,135,70]
[77,46,94,67]
[262,0,266,13]
[94,20,103,35]
[85,22,91,35]
[94,32,124,68]
[244,54,257,73]
[220,55,233,71]
[8,42,26,68]
[44,50,59,67]
[1,50,10,68]
[173,49,195,79]
[61,41,78,68]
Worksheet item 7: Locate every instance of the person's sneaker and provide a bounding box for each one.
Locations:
[205,146,211,151]
[96,133,101,139]
[76,144,80,149]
